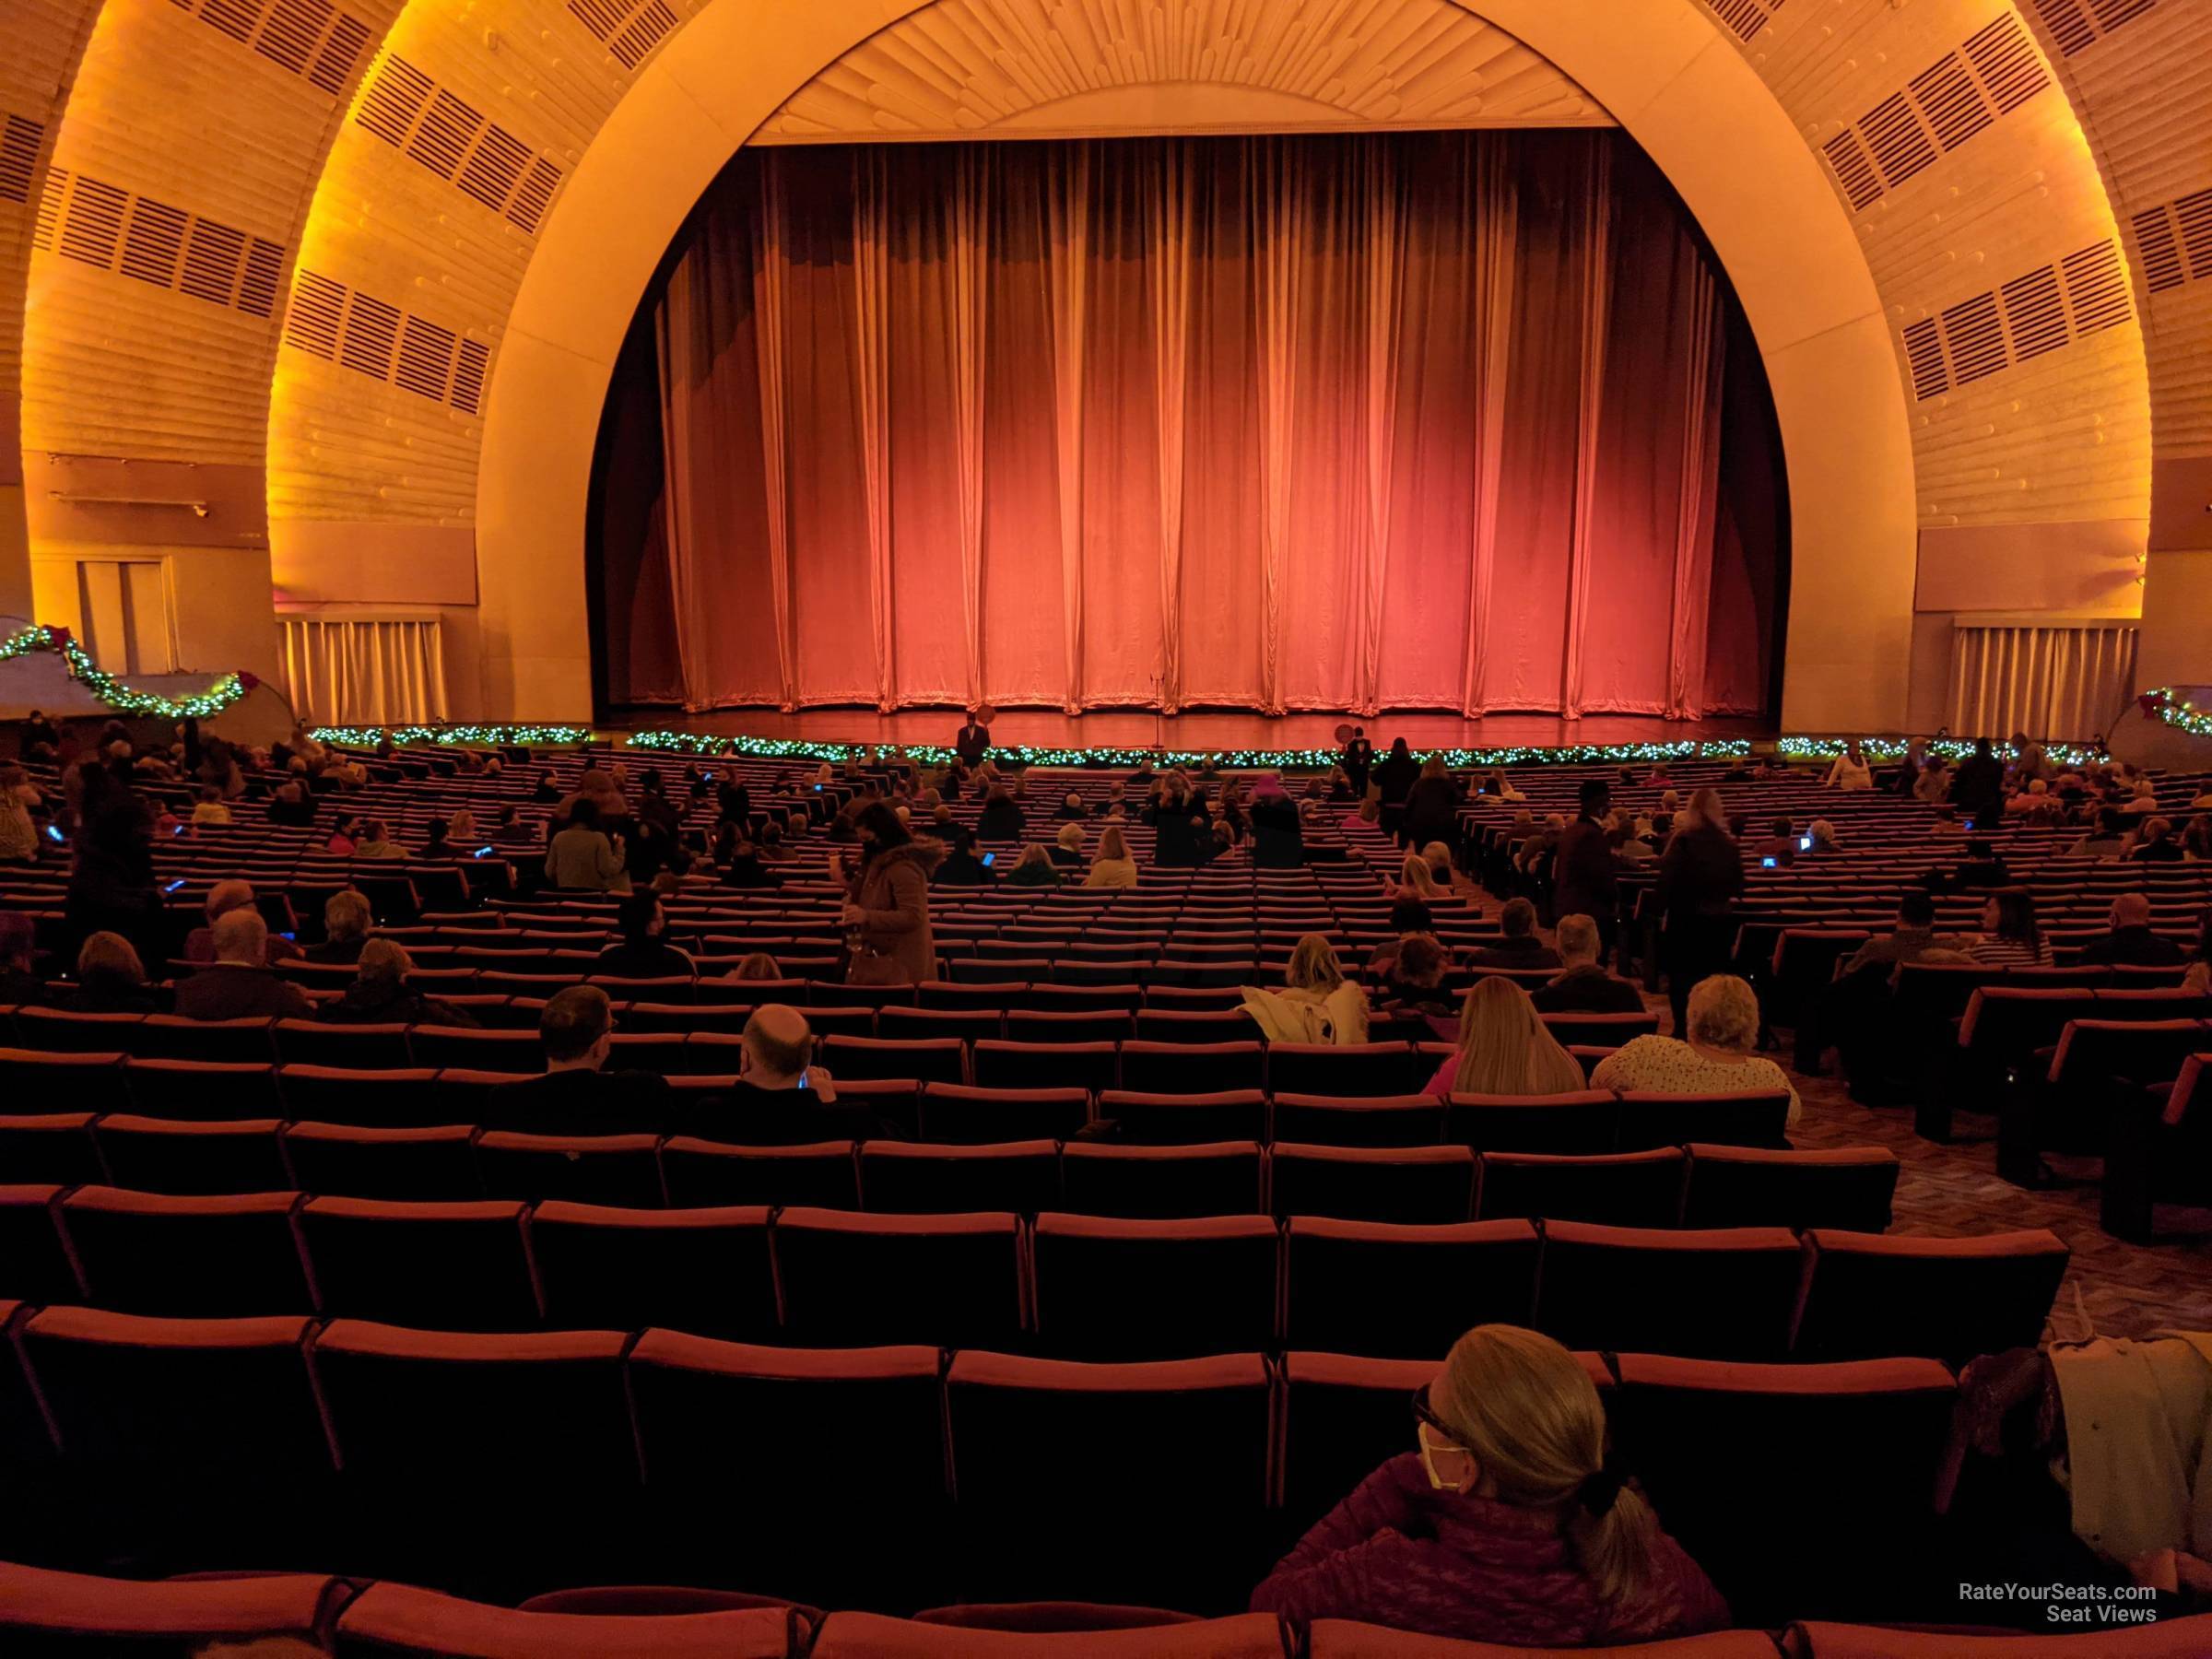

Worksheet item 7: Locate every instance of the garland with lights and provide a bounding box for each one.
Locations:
[309,724,593,748]
[2137,688,2212,743]
[0,622,254,720]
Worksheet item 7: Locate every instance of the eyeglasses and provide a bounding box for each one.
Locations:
[1410,1386,1476,1492]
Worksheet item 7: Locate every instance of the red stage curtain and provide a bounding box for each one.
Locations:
[606,130,1780,716]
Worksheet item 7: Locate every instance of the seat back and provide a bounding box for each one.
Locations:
[1269,1143,1474,1224]
[1095,1090,1268,1146]
[1681,1145,1899,1232]
[281,1122,481,1202]
[1059,1142,1265,1218]
[333,1581,795,1658]
[1282,1217,1539,1359]
[1444,1091,1618,1154]
[860,1140,1060,1216]
[1475,1148,1687,1227]
[774,1207,1023,1349]
[1269,1095,1444,1147]
[1792,1228,2068,1367]
[475,1131,666,1208]
[1613,1090,1793,1152]
[1534,1222,1804,1360]
[297,1197,539,1330]
[91,1114,292,1196]
[919,1084,1090,1144]
[62,1187,311,1317]
[660,1137,861,1210]
[530,1202,777,1342]
[1116,1041,1266,1094]
[1264,1042,1421,1098]
[1030,1214,1279,1360]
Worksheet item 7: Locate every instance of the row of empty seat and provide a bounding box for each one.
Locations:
[0,1192,2061,1362]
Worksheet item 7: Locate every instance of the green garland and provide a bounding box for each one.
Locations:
[0,622,252,720]
[309,724,592,747]
[2138,688,2212,743]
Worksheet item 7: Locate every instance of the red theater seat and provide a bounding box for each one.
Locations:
[1612,1090,1793,1152]
[1791,1228,2068,1368]
[297,1196,538,1330]
[0,1112,104,1187]
[1270,1143,1476,1224]
[824,1034,965,1084]
[860,1138,1060,1214]
[530,1201,777,1341]
[0,1048,132,1116]
[333,1579,797,1657]
[1788,1617,2212,1656]
[811,1610,1288,1657]
[62,1187,311,1317]
[1533,1223,1804,1360]
[919,1083,1091,1143]
[1118,1041,1266,1094]
[276,1064,442,1127]
[1444,1091,1618,1154]
[1031,1213,1279,1359]
[91,1113,293,1195]
[972,1041,1120,1093]
[946,1350,1274,1612]
[774,1207,1023,1349]
[660,1136,861,1209]
[1283,1218,1539,1359]
[0,1560,345,1647]
[626,1333,948,1607]
[1265,1042,1423,1098]
[0,1186,81,1304]
[123,1057,287,1123]
[1307,1620,1779,1656]
[273,1017,414,1070]
[280,1121,481,1202]
[1680,1145,1899,1233]
[1475,1148,1687,1228]
[1095,1090,1269,1145]
[1271,1094,1445,1147]
[1060,1140,1265,1218]
[475,1129,666,1208]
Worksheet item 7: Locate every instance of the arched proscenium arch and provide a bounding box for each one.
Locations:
[476,0,1914,729]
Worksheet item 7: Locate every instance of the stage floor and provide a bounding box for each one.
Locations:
[606,708,1774,753]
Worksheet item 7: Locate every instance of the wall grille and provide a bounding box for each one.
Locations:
[281,266,491,415]
[353,53,563,236]
[32,169,284,320]
[1902,239,2135,400]
[0,113,44,206]
[2129,187,2212,295]
[1820,15,2051,213]
[567,0,680,69]
[167,0,375,98]
[2026,0,2157,58]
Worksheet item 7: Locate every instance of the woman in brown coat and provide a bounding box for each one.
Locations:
[840,801,944,984]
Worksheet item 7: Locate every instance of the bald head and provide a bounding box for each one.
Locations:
[2111,893,2151,930]
[211,907,267,966]
[742,1003,815,1082]
[205,879,255,923]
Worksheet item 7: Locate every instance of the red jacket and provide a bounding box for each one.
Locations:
[1252,1453,1729,1646]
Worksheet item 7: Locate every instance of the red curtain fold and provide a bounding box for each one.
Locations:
[618,130,1778,716]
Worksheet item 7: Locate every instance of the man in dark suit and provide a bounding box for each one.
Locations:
[955,709,992,770]
[2077,893,2186,966]
[665,1004,897,1146]
[172,911,314,1021]
[1550,780,1618,946]
[1530,914,1644,1014]
[1342,726,1374,798]
[484,985,671,1135]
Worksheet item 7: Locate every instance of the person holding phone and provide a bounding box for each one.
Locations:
[837,801,943,983]
[664,1004,899,1145]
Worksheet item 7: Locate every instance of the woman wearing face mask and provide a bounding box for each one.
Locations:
[835,799,944,984]
[1252,1324,1726,1645]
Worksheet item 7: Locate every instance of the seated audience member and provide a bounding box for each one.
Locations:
[1006,842,1062,887]
[2077,893,2186,966]
[1595,974,1800,1128]
[545,796,626,892]
[665,1004,895,1145]
[1094,781,1130,818]
[172,911,314,1021]
[72,931,159,1012]
[1424,975,1586,1100]
[593,891,696,980]
[1249,778,1307,868]
[324,815,362,856]
[0,767,39,865]
[1841,888,1964,978]
[1822,743,1873,791]
[2183,815,2212,863]
[1530,914,1644,1014]
[1370,933,1455,1020]
[352,818,409,860]
[492,804,535,848]
[483,985,671,1135]
[933,827,994,888]
[1054,792,1088,822]
[1796,890,1965,1081]
[1751,818,1797,866]
[309,890,372,965]
[977,785,1026,841]
[2067,808,2132,858]
[2130,817,2184,863]
[1516,814,1567,881]
[190,786,232,827]
[265,780,318,827]
[323,938,477,1027]
[2122,779,2161,816]
[183,880,303,966]
[1389,851,1449,911]
[715,825,781,888]
[1966,888,2051,967]
[1049,821,1086,868]
[1242,935,1371,1045]
[1420,841,1459,888]
[0,912,40,1003]
[1913,754,1952,803]
[1466,898,1562,971]
[420,818,455,859]
[1252,1323,1726,1644]
[1944,838,2014,890]
[1611,818,1656,867]
[1085,823,1138,888]
[1804,818,1839,855]
[731,950,783,982]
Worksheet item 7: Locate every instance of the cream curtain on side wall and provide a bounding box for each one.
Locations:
[279,614,449,725]
[1946,622,2137,742]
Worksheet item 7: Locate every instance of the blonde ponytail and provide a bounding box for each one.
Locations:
[1431,1324,1665,1608]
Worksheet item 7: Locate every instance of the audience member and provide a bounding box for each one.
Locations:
[1425,975,1585,1099]
[1655,787,1742,1038]
[172,911,314,1020]
[265,781,318,827]
[1086,823,1138,888]
[731,951,783,982]
[323,938,477,1027]
[1007,842,1062,887]
[1370,933,1454,1019]
[1530,914,1644,1014]
[2077,893,2185,966]
[306,890,371,965]
[1949,736,2006,829]
[1049,822,1086,868]
[1552,780,1618,941]
[183,880,302,966]
[1242,935,1371,1045]
[0,912,39,1003]
[1595,974,1799,1128]
[933,827,994,888]
[1252,1323,1726,1643]
[2067,808,2131,858]
[1842,888,1964,978]
[665,1004,895,1144]
[838,800,942,984]
[2130,817,2183,863]
[64,791,162,966]
[1823,743,1873,791]
[977,785,1026,841]
[72,931,159,1013]
[545,797,626,891]
[1054,792,1088,822]
[1465,899,1561,971]
[352,818,409,860]
[1248,778,1307,868]
[1371,737,1420,818]
[485,985,671,1134]
[0,775,38,865]
[1965,888,2051,968]
[1403,756,1461,851]
[593,892,696,979]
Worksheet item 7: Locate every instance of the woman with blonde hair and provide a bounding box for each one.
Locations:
[1051,819,1087,868]
[1391,851,1447,903]
[1242,934,1371,1045]
[1253,1324,1725,1643]
[1423,975,1585,1100]
[1006,841,1061,887]
[731,950,783,981]
[1594,973,1799,1128]
[1085,823,1138,888]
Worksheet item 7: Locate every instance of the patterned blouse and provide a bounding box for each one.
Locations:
[1590,1035,1802,1128]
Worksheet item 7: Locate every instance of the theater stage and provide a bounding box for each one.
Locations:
[605,708,1776,756]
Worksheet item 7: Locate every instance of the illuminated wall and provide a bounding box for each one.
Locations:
[5,0,2205,725]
